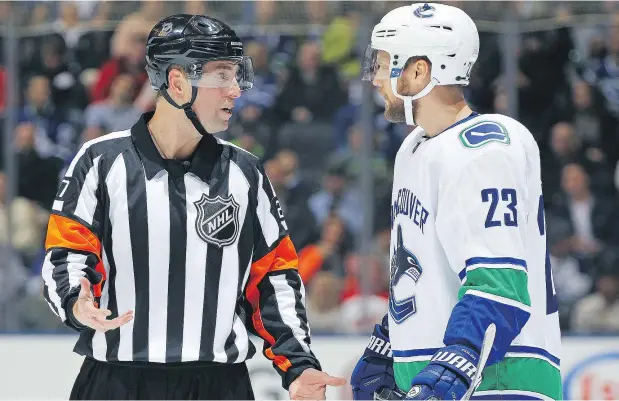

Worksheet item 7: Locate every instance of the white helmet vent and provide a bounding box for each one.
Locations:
[429,25,452,31]
[375,29,398,38]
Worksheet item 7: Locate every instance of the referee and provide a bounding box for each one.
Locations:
[41,14,345,400]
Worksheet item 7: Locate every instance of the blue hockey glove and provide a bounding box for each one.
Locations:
[405,344,480,401]
[350,316,398,400]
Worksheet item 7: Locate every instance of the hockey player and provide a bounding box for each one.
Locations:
[350,3,562,400]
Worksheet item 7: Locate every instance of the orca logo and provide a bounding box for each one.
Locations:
[194,193,240,247]
[459,121,510,149]
[413,3,436,18]
[389,225,423,324]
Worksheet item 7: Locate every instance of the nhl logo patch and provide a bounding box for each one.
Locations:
[194,194,240,247]
[158,22,173,36]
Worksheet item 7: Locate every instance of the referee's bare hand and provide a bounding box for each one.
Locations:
[73,277,134,332]
[289,368,346,400]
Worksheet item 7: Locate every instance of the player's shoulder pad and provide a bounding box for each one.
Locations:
[458,119,510,150]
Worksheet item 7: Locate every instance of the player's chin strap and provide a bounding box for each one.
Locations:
[390,77,438,126]
[161,85,210,137]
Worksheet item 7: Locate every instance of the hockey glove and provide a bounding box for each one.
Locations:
[350,315,398,400]
[405,344,480,401]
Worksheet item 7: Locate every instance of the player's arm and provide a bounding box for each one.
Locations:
[407,147,531,400]
[244,163,321,390]
[41,145,107,332]
[437,148,531,364]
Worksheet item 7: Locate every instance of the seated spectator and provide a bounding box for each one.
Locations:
[273,41,348,125]
[53,2,86,51]
[584,26,619,119]
[233,41,278,117]
[304,271,344,334]
[91,14,151,105]
[297,214,352,283]
[337,123,390,185]
[308,154,363,235]
[15,122,64,210]
[83,74,143,133]
[571,250,619,333]
[264,151,318,249]
[18,75,79,161]
[542,122,613,199]
[548,163,619,262]
[0,172,49,265]
[339,252,389,334]
[569,80,619,166]
[35,34,90,110]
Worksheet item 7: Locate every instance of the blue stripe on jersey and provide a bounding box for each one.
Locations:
[392,348,440,357]
[508,345,560,366]
[393,345,558,364]
[458,268,466,282]
[465,257,528,270]
[444,293,531,366]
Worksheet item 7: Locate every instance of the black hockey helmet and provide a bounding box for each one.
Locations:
[145,14,254,135]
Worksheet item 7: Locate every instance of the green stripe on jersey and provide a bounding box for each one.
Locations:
[394,357,561,400]
[459,267,531,306]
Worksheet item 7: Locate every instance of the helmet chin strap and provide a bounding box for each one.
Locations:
[390,77,438,126]
[161,85,210,137]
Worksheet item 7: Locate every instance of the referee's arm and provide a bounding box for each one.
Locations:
[41,145,105,332]
[245,164,321,390]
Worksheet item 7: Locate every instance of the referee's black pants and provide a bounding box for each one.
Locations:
[70,357,255,400]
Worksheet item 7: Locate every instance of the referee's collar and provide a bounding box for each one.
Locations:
[131,112,221,181]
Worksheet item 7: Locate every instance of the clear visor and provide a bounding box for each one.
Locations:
[362,46,392,81]
[188,56,254,91]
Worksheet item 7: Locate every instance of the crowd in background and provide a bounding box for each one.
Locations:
[0,0,618,335]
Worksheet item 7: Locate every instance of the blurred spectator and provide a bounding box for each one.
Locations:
[15,122,64,210]
[0,245,29,331]
[18,75,79,161]
[571,252,619,333]
[83,74,143,133]
[273,41,348,125]
[569,80,619,166]
[53,2,86,50]
[339,252,389,334]
[35,34,90,110]
[308,154,363,235]
[297,214,352,283]
[91,13,151,105]
[304,271,344,333]
[264,151,318,249]
[320,9,361,82]
[337,123,390,186]
[584,26,619,118]
[548,163,619,262]
[542,121,614,199]
[234,41,278,116]
[0,172,49,265]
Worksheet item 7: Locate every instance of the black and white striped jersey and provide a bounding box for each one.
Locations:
[41,112,320,388]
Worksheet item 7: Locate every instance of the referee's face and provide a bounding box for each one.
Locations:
[193,61,242,134]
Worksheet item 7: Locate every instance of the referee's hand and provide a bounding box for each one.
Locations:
[289,368,346,400]
[73,277,134,332]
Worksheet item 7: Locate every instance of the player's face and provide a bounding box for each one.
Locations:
[192,61,242,133]
[372,51,406,123]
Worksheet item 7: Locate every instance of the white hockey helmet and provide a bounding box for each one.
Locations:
[363,3,480,125]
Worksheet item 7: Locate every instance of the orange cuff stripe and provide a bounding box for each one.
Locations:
[45,214,106,297]
[246,235,298,372]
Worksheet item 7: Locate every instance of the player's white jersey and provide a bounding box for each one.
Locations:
[389,113,562,400]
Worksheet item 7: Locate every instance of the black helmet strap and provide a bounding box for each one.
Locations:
[161,85,210,137]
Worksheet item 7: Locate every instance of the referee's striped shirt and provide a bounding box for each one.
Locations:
[41,112,320,388]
